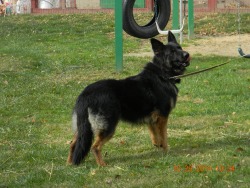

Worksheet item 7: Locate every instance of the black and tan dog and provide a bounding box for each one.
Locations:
[67,31,190,166]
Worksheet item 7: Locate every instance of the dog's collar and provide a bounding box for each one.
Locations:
[149,62,181,84]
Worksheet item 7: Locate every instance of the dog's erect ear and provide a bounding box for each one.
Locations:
[151,38,164,54]
[168,31,178,43]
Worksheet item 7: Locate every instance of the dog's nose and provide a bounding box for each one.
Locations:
[182,52,190,67]
[183,52,190,60]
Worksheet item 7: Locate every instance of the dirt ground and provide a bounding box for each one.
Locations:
[126,34,250,57]
[185,34,250,57]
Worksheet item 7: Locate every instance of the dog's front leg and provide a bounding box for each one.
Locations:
[157,117,168,151]
[148,124,161,147]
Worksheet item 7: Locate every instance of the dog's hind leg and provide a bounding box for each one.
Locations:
[92,133,114,166]
[67,133,77,164]
[88,107,119,166]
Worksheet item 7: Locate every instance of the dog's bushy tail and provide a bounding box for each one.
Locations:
[72,108,93,165]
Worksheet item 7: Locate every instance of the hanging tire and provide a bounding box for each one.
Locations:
[123,0,171,39]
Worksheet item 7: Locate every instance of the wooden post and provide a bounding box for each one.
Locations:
[145,0,153,10]
[208,0,217,12]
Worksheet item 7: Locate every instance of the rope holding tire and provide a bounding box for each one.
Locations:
[123,0,171,39]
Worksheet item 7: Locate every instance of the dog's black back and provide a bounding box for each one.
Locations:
[68,31,190,166]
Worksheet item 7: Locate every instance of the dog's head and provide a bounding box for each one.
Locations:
[151,31,190,77]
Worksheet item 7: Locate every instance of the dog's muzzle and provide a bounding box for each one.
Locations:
[182,52,191,67]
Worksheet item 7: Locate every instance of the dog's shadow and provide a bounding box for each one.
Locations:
[85,134,248,167]
[106,149,164,166]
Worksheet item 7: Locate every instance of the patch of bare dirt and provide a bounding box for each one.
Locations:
[185,34,250,57]
[125,34,250,57]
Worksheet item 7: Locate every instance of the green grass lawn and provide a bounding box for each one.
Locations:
[0,13,249,187]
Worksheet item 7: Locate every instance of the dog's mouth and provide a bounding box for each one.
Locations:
[181,54,191,67]
[173,54,191,75]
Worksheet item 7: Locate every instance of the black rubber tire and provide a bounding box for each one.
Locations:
[123,0,171,39]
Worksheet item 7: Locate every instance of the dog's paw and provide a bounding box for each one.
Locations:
[153,144,162,148]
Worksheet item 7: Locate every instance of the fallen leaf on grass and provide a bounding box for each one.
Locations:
[90,170,96,176]
[236,147,244,152]
[66,140,72,145]
[120,140,126,145]
[3,80,8,85]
